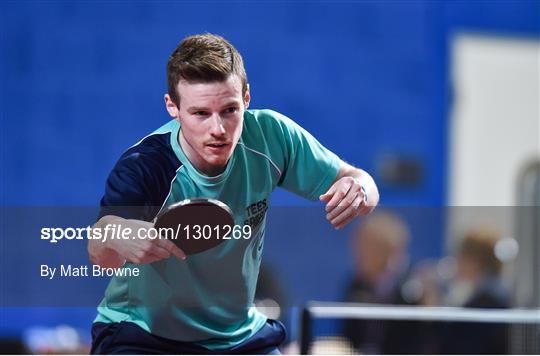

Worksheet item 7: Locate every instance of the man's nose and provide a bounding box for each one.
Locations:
[209,114,226,136]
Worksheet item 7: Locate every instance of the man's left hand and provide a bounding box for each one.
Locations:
[319,176,374,229]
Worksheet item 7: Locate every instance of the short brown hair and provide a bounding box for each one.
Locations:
[458,229,502,276]
[167,33,248,106]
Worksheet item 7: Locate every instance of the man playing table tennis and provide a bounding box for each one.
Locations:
[88,33,379,354]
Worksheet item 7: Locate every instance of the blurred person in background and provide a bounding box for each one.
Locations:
[444,229,510,309]
[343,211,426,354]
[345,211,411,305]
[438,229,510,354]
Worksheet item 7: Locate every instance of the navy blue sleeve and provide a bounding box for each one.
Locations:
[98,152,157,221]
[97,133,182,222]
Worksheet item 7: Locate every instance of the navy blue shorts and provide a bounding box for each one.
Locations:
[91,319,286,354]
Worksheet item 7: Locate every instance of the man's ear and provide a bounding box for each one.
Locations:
[164,94,179,119]
[244,84,251,109]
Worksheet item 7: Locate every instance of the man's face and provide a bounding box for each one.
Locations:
[356,233,391,280]
[165,75,249,176]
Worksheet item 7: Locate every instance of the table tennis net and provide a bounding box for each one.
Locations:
[299,302,540,355]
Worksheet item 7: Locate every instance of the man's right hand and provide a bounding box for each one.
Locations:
[88,215,186,268]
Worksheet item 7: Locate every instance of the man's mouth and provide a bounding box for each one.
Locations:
[205,142,230,152]
[206,142,228,148]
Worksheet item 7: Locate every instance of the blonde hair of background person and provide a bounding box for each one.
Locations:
[352,211,411,285]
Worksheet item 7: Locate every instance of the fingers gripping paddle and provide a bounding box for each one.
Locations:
[154,198,234,255]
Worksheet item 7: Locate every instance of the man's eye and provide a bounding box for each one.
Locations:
[224,107,238,114]
[194,111,208,116]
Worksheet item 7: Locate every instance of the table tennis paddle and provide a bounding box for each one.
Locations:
[154,198,234,255]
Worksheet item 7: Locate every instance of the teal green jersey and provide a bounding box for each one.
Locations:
[95,109,341,349]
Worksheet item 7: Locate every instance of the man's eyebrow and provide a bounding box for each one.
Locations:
[186,101,240,112]
[221,101,241,108]
[186,106,209,112]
